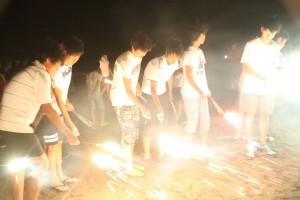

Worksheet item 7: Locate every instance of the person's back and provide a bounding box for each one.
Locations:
[0,61,51,133]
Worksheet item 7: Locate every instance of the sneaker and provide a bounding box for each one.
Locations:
[100,121,109,127]
[246,145,255,158]
[260,144,276,155]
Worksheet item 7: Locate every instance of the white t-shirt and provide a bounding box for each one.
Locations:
[86,71,102,95]
[142,55,179,95]
[240,38,280,96]
[99,57,110,77]
[0,60,52,133]
[110,50,142,106]
[51,65,72,114]
[181,46,209,98]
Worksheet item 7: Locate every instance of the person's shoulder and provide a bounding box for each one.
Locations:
[247,38,260,45]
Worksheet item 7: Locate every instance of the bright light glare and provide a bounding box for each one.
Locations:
[159,134,212,159]
[8,157,28,172]
[224,111,242,129]
[92,153,120,170]
[224,55,228,59]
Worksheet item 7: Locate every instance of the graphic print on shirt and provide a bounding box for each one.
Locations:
[62,66,72,79]
[196,58,205,76]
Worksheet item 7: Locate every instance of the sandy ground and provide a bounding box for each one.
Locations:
[0,79,300,200]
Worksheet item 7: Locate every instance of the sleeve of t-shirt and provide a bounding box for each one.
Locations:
[183,51,197,69]
[53,70,65,89]
[240,42,252,64]
[34,72,52,104]
[146,59,159,81]
[120,60,134,79]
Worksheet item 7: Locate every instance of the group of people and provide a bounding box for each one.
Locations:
[0,14,288,199]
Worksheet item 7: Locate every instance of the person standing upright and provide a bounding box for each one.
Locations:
[110,31,153,176]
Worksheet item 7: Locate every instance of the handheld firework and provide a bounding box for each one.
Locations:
[209,96,242,129]
[209,96,224,115]
[72,110,96,129]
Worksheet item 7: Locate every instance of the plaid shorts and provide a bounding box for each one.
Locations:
[183,96,210,133]
[114,106,140,145]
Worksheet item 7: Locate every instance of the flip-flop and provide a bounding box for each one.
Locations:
[51,184,69,192]
[60,177,80,184]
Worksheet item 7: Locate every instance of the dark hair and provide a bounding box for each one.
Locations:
[62,36,84,56]
[34,37,66,64]
[261,16,282,32]
[188,23,209,43]
[277,31,290,41]
[165,39,184,56]
[130,31,153,52]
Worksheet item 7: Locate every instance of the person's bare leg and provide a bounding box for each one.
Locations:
[175,101,183,124]
[200,130,208,148]
[244,113,254,140]
[100,111,105,123]
[46,144,61,185]
[11,169,25,200]
[122,142,133,167]
[106,84,111,100]
[56,140,65,180]
[143,136,151,160]
[91,108,96,124]
[26,154,49,200]
[259,113,269,145]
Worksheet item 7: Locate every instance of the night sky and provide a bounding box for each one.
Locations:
[0,0,293,72]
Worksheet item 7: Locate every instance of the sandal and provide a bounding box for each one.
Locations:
[60,177,80,184]
[51,184,69,192]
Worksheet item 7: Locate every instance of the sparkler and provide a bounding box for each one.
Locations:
[209,96,242,129]
[170,101,177,120]
[72,110,96,129]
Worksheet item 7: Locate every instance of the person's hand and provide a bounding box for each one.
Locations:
[136,88,142,97]
[72,126,80,136]
[157,106,164,122]
[204,89,211,97]
[65,101,74,111]
[65,129,80,145]
[141,106,151,119]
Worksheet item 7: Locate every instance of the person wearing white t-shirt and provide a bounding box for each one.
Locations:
[181,24,211,148]
[141,39,183,161]
[240,16,282,158]
[110,31,153,177]
[35,36,84,192]
[99,54,113,100]
[0,38,80,200]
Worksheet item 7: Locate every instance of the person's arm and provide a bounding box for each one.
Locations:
[185,65,204,95]
[167,75,174,102]
[242,63,265,81]
[41,103,79,145]
[53,87,78,135]
[150,80,163,114]
[123,78,149,117]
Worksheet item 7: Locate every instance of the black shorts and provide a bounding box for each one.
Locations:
[0,130,45,164]
[173,87,182,101]
[35,116,66,145]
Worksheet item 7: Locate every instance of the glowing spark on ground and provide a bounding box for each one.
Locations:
[158,134,213,159]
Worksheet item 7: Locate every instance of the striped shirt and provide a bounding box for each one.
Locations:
[0,60,52,133]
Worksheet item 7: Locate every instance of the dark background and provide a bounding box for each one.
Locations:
[0,0,294,72]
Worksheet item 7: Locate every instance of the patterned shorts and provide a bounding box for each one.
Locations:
[183,96,210,133]
[114,106,140,145]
